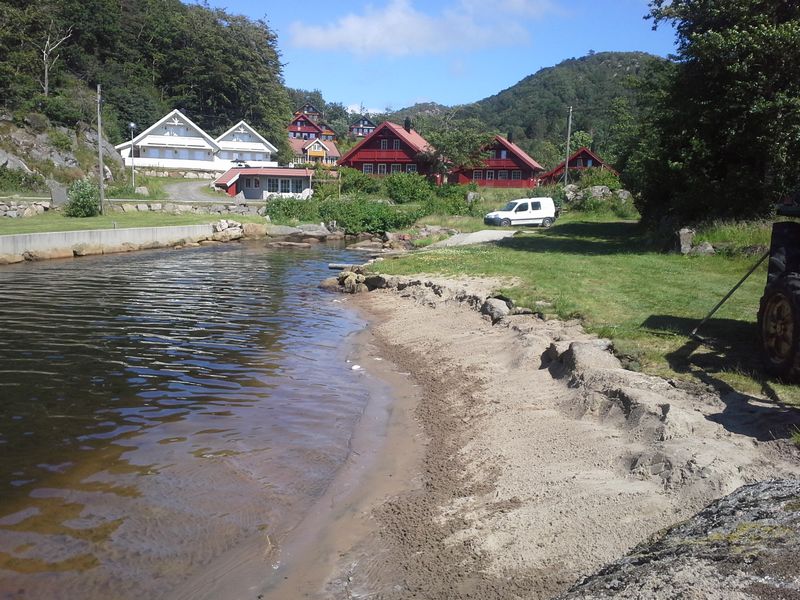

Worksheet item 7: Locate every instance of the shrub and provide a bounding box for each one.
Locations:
[48,129,73,152]
[24,112,50,133]
[384,172,432,204]
[0,165,46,192]
[64,179,100,217]
[576,167,621,191]
[339,167,381,195]
[530,184,565,211]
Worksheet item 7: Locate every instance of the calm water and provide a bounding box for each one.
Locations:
[0,242,374,599]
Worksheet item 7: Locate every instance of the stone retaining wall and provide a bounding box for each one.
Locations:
[109,200,266,217]
[1,199,52,218]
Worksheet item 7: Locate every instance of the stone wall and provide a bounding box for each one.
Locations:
[109,201,266,217]
[0,199,52,218]
[140,169,220,180]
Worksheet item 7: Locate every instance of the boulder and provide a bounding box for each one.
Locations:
[689,241,715,256]
[135,203,150,212]
[268,241,311,248]
[242,223,268,238]
[0,253,24,265]
[149,203,162,211]
[72,243,103,257]
[480,297,512,323]
[212,228,243,242]
[319,277,341,291]
[135,186,149,196]
[676,227,695,254]
[265,224,303,237]
[297,223,331,239]
[589,185,611,199]
[121,203,137,213]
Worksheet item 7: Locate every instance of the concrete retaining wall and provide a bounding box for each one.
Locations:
[0,224,214,259]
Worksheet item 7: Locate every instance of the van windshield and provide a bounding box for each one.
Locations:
[502,201,518,211]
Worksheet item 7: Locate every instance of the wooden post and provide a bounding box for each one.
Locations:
[97,84,105,215]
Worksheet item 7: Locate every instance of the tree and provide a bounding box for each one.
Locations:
[416,114,495,179]
[628,1,800,224]
[35,22,72,96]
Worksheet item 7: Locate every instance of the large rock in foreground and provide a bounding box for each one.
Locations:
[559,479,800,599]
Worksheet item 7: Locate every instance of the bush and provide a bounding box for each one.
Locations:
[48,129,73,152]
[339,167,382,195]
[0,165,46,192]
[576,167,622,191]
[384,172,432,204]
[529,184,565,211]
[64,179,100,217]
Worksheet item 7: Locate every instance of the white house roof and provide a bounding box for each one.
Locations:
[115,109,220,151]
[215,120,278,154]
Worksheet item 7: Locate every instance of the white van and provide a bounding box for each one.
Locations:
[483,197,558,227]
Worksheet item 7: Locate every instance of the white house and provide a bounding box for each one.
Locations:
[116,109,278,173]
[215,120,278,166]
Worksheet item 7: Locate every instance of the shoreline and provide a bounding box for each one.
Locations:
[301,276,800,599]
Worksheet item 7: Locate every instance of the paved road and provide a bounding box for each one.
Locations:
[427,230,518,248]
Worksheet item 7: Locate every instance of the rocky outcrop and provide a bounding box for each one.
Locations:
[559,479,800,599]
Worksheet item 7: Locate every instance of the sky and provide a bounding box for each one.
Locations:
[208,0,677,114]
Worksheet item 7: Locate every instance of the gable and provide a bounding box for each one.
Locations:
[123,109,219,151]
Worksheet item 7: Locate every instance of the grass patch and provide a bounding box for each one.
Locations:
[0,210,265,236]
[374,212,800,405]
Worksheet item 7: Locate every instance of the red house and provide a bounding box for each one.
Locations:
[539,147,618,186]
[288,113,324,141]
[448,135,544,188]
[338,120,431,176]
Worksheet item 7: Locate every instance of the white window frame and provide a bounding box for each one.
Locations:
[498,170,508,180]
[393,139,400,150]
[377,164,387,175]
[486,170,495,180]
[511,170,522,180]
[406,164,417,173]
[391,164,401,173]
[473,170,483,180]
[363,164,374,174]
[380,139,388,150]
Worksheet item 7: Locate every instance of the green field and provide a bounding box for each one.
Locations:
[380,213,797,404]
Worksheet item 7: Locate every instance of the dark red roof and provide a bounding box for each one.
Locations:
[540,146,617,181]
[214,167,313,188]
[494,136,544,171]
[338,121,431,165]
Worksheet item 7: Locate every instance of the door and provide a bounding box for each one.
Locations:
[513,201,532,224]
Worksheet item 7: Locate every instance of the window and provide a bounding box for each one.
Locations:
[363,164,374,174]
[391,164,401,173]
[380,139,388,150]
[515,202,529,212]
[267,178,278,192]
[280,179,291,193]
[486,171,495,180]
[499,149,508,159]
[378,164,387,175]
[393,139,400,150]
[406,164,417,173]
[587,159,593,167]
[292,179,304,193]
[254,178,260,188]
[244,178,251,188]
[473,170,483,180]
[498,170,508,180]
[576,158,584,167]
[511,170,522,180]
[531,201,541,210]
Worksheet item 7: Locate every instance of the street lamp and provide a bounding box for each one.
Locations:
[128,122,136,190]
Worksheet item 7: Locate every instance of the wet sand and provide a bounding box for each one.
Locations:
[291,279,800,600]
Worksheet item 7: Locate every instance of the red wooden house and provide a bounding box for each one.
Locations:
[288,113,324,141]
[338,120,432,176]
[349,115,377,138]
[538,147,618,185]
[448,135,544,188]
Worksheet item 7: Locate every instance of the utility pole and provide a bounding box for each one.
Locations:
[97,84,105,215]
[564,105,573,187]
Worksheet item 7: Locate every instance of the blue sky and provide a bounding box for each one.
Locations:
[209,0,676,113]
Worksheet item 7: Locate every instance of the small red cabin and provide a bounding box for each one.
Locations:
[338,121,432,176]
[538,147,618,186]
[448,135,544,188]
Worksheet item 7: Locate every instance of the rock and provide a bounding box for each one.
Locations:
[364,274,392,290]
[348,240,384,251]
[689,241,715,256]
[47,180,68,206]
[242,223,268,238]
[265,224,303,237]
[121,203,137,213]
[297,223,331,239]
[676,227,695,254]
[589,185,611,199]
[0,253,24,265]
[466,191,480,204]
[319,277,341,291]
[212,228,243,242]
[564,184,580,203]
[72,244,103,257]
[135,186,149,196]
[149,203,162,211]
[558,340,620,374]
[615,189,633,203]
[268,241,311,248]
[481,297,512,323]
[558,479,800,600]
[23,248,73,261]
[136,203,150,212]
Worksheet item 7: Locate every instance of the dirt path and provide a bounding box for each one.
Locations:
[163,180,215,202]
[316,278,800,599]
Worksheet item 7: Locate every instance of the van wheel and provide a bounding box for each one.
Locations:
[758,274,800,380]
[541,217,554,228]
[500,219,511,227]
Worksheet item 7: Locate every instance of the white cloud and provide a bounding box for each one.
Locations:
[289,0,556,57]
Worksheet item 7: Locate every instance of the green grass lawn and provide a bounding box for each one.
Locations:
[0,210,266,236]
[377,212,798,404]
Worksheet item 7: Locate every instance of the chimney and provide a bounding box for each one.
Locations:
[404,117,412,132]
[507,131,513,143]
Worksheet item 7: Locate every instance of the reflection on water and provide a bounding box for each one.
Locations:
[0,242,369,598]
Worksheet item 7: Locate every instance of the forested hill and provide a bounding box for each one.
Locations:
[388,52,665,168]
[0,0,292,153]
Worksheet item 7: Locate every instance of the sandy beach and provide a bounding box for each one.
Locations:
[301,276,800,600]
